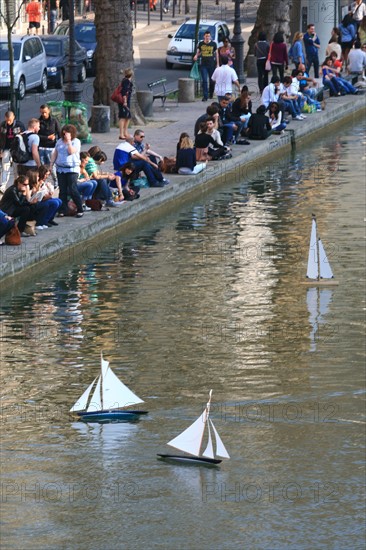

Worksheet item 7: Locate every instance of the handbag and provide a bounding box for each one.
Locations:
[85,199,103,211]
[189,61,201,80]
[265,42,272,71]
[159,156,177,174]
[5,224,21,246]
[111,83,124,105]
[67,199,78,216]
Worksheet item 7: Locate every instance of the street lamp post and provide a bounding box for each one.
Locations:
[63,0,82,102]
[231,0,245,84]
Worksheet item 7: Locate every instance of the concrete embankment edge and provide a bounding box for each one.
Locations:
[0,97,365,292]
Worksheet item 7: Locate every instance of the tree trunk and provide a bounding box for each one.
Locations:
[246,0,292,56]
[93,0,145,127]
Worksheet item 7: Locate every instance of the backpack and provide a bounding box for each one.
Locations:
[10,132,33,164]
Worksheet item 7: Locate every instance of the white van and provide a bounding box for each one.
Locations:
[166,19,230,69]
[0,35,48,99]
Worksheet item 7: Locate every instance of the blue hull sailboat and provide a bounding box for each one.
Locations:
[70,354,148,423]
[157,390,230,466]
[304,214,338,285]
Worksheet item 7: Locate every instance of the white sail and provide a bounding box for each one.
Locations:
[87,376,102,412]
[167,411,207,456]
[69,377,97,412]
[306,218,318,279]
[210,419,230,459]
[202,419,214,459]
[318,239,334,279]
[102,363,144,410]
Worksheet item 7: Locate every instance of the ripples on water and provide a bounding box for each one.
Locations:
[1,124,365,549]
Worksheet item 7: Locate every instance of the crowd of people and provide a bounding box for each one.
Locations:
[0,101,172,243]
[1,13,365,245]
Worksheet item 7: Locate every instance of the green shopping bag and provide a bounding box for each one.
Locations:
[189,61,200,80]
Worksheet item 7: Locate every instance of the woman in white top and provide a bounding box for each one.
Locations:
[51,124,83,217]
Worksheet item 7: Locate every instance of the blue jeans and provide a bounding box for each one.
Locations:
[283,99,301,118]
[335,77,356,94]
[323,77,341,96]
[57,171,83,214]
[133,159,164,186]
[35,198,62,224]
[199,64,215,100]
[306,55,319,78]
[94,178,112,201]
[78,180,97,200]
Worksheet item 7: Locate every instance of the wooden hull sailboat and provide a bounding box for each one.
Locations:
[303,214,338,286]
[157,390,230,466]
[70,354,148,423]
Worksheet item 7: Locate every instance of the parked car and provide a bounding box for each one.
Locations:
[0,34,48,99]
[41,35,88,88]
[166,19,230,69]
[54,20,96,75]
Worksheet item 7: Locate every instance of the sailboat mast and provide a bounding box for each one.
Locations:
[198,390,213,456]
[313,214,320,281]
[100,352,104,410]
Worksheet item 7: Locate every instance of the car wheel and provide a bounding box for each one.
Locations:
[17,77,26,100]
[38,70,48,93]
[165,60,174,70]
[56,70,64,89]
[78,64,87,82]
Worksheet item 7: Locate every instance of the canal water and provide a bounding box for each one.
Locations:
[1,122,365,549]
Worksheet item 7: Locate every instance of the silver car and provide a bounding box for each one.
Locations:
[0,34,48,99]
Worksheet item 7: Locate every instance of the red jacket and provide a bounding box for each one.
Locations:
[270,42,288,65]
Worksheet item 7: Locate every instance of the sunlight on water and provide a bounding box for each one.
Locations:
[0,123,365,549]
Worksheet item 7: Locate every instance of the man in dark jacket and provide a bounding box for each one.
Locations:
[0,111,25,191]
[38,104,61,168]
[217,97,243,145]
[246,105,272,140]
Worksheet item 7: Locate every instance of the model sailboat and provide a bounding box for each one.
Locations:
[70,354,148,422]
[157,390,230,465]
[304,214,338,285]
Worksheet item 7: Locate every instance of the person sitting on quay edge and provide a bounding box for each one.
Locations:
[0,111,25,192]
[194,104,220,136]
[268,102,287,134]
[27,169,61,230]
[232,85,252,133]
[217,96,243,145]
[245,105,272,140]
[119,162,141,201]
[0,208,15,245]
[195,121,230,161]
[0,175,49,237]
[85,146,119,206]
[133,129,164,167]
[176,134,207,175]
[280,76,306,120]
[113,139,169,188]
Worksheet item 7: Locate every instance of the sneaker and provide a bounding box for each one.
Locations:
[36,225,45,230]
[202,97,207,102]
[294,115,303,120]
[42,225,49,229]
[83,205,91,211]
[300,114,307,119]
[76,212,84,218]
[316,108,322,112]
[47,220,58,226]
[162,178,170,185]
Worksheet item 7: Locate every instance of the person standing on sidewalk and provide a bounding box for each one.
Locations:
[304,24,321,78]
[254,32,270,92]
[38,104,61,169]
[51,124,84,218]
[193,31,219,102]
[26,0,42,34]
[0,111,25,192]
